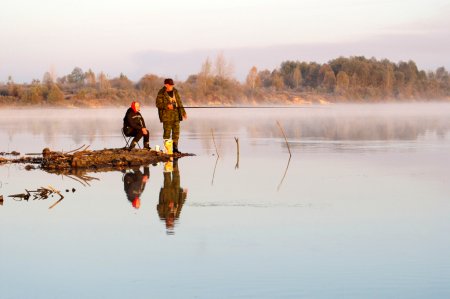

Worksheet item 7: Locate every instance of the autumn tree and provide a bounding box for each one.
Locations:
[24,81,45,104]
[5,76,25,99]
[271,70,285,91]
[197,57,213,95]
[67,67,85,87]
[214,52,234,79]
[382,66,395,97]
[110,73,133,90]
[303,62,321,89]
[435,67,450,94]
[292,66,302,89]
[42,72,54,87]
[47,84,64,104]
[258,69,272,88]
[397,60,419,97]
[280,61,297,88]
[138,74,161,96]
[319,64,336,92]
[394,71,405,96]
[336,71,350,95]
[245,66,260,90]
[85,69,96,87]
[98,72,111,92]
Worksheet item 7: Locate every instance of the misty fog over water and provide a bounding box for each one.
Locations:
[0,103,449,299]
[1,103,449,152]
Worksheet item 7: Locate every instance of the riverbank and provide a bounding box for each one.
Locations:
[1,91,449,109]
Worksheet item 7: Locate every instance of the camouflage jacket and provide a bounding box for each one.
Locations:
[155,87,186,123]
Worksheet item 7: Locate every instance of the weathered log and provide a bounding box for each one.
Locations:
[41,147,181,170]
[0,151,20,156]
[3,147,193,172]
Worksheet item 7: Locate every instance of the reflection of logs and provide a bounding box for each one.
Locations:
[8,186,64,201]
[63,173,99,187]
[7,186,65,209]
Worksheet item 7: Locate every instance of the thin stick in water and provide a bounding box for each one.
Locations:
[211,156,219,186]
[211,129,220,158]
[276,121,292,157]
[234,137,240,169]
[48,197,64,209]
[277,156,292,192]
[65,144,86,154]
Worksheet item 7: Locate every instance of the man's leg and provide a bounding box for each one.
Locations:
[143,131,150,149]
[163,122,172,140]
[130,130,143,149]
[172,122,180,153]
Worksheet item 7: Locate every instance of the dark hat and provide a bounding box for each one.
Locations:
[164,78,174,85]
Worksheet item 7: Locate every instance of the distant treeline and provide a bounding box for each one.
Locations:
[1,55,449,107]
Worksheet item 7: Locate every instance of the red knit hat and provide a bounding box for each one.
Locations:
[131,101,139,112]
[132,197,141,209]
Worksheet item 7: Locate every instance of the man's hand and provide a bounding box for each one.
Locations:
[183,113,188,120]
[167,104,174,110]
[142,128,148,135]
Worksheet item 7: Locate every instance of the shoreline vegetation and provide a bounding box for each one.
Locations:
[1,56,449,108]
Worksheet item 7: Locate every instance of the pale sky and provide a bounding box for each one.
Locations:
[1,0,449,82]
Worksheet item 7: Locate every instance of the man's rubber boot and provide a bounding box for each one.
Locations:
[173,143,180,154]
[144,142,151,150]
[128,141,137,151]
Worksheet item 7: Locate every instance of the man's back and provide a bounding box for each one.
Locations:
[123,107,145,130]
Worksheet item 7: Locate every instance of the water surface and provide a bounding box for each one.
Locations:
[1,103,450,298]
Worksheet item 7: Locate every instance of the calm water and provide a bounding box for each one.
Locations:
[1,104,450,299]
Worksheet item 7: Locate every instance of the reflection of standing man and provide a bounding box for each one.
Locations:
[123,166,150,209]
[157,159,188,233]
[155,78,187,153]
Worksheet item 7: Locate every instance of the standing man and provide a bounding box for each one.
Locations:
[155,78,187,153]
[123,101,150,150]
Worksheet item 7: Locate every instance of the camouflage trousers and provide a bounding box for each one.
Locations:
[163,121,180,145]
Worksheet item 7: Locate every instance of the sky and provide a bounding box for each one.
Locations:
[0,0,449,83]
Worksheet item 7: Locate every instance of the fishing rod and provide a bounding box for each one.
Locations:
[183,106,326,109]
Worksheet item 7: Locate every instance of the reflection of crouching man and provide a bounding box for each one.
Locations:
[124,166,149,209]
[123,101,150,150]
[157,159,188,233]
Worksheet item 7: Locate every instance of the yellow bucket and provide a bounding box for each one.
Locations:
[164,139,173,154]
[164,161,173,173]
